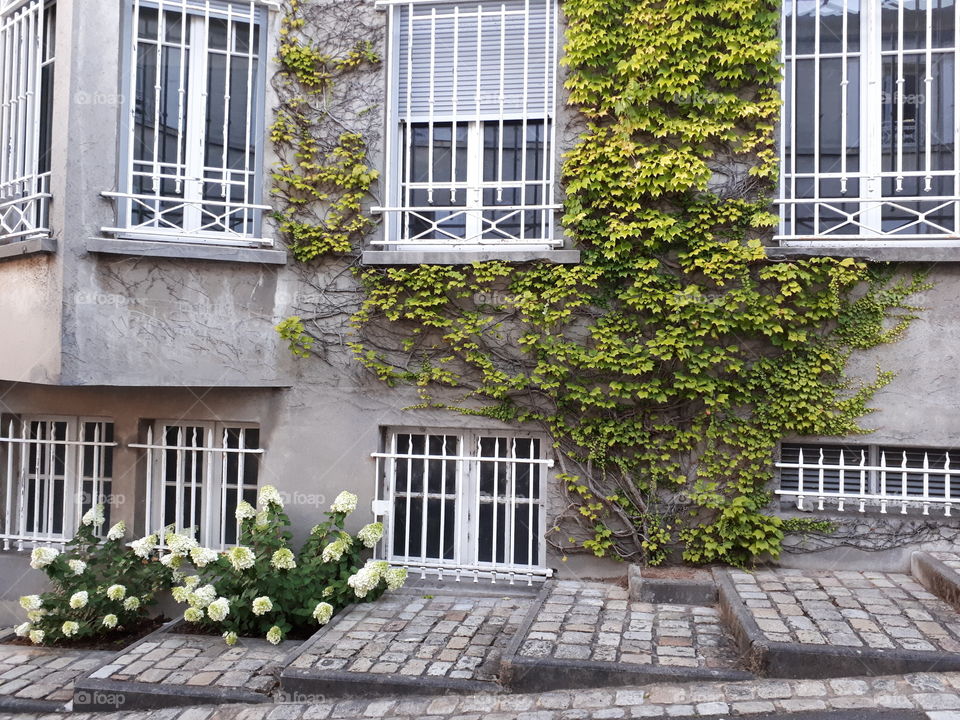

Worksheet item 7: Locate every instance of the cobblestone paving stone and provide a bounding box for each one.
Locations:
[5,671,960,718]
[730,568,960,652]
[288,591,533,683]
[0,645,113,705]
[516,580,740,670]
[87,634,297,694]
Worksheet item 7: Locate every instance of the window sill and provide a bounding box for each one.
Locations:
[361,249,580,266]
[768,244,960,263]
[86,238,287,265]
[0,236,56,263]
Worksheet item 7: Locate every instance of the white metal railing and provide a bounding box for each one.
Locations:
[377,0,559,248]
[107,0,270,246]
[776,445,960,515]
[372,431,552,584]
[0,418,116,550]
[0,0,54,243]
[132,423,262,549]
[778,0,960,244]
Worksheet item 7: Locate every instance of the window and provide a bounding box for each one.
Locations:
[375,0,560,249]
[0,417,116,550]
[135,421,261,548]
[776,442,960,513]
[372,430,551,581]
[779,0,960,244]
[0,0,55,243]
[105,0,269,246]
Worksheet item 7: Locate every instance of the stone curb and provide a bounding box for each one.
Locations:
[499,580,752,693]
[714,567,960,679]
[912,551,960,613]
[74,617,294,710]
[0,695,68,713]
[628,565,718,606]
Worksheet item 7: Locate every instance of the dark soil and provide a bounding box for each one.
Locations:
[173,621,315,642]
[642,566,712,580]
[4,615,168,652]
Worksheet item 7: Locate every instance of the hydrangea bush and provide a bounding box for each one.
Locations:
[15,506,172,645]
[166,486,406,645]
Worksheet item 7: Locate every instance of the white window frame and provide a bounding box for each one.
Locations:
[778,0,960,245]
[372,428,552,583]
[0,415,117,550]
[776,442,960,515]
[0,0,54,243]
[103,0,272,247]
[373,0,561,250]
[133,420,262,549]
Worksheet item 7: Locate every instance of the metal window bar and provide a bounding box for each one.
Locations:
[778,0,960,243]
[776,444,959,516]
[371,430,553,584]
[0,418,117,550]
[132,421,262,549]
[0,0,53,243]
[374,0,560,247]
[103,0,271,247]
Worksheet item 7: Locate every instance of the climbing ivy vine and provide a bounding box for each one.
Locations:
[275,0,927,567]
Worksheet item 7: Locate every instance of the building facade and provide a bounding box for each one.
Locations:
[1,0,960,608]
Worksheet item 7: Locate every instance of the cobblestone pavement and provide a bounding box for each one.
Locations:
[88,634,297,694]
[0,645,112,705]
[729,568,960,652]
[288,590,533,683]
[516,580,740,670]
[4,671,960,718]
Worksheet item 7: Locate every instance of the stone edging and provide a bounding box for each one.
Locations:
[499,580,752,693]
[912,551,960,613]
[713,567,960,679]
[628,565,718,605]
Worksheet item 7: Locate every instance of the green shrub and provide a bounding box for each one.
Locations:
[15,507,171,645]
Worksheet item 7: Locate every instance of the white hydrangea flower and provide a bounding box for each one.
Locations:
[258,484,284,508]
[19,595,42,611]
[207,597,230,622]
[130,534,157,558]
[235,501,256,521]
[183,575,201,589]
[14,622,30,637]
[184,607,204,622]
[165,532,198,556]
[321,538,349,563]
[346,561,381,599]
[102,614,118,629]
[312,602,333,625]
[106,584,126,601]
[123,596,140,611]
[357,522,384,549]
[27,610,45,623]
[385,567,408,591]
[61,621,79,637]
[159,553,182,569]
[189,546,219,568]
[251,596,273,615]
[171,586,189,603]
[254,510,270,528]
[69,591,88,609]
[223,630,238,646]
[106,521,126,541]
[68,559,87,575]
[30,547,59,569]
[29,629,44,644]
[227,546,255,571]
[188,584,217,609]
[270,548,296,570]
[82,504,105,528]
[330,491,358,515]
[266,626,282,645]
[322,586,334,598]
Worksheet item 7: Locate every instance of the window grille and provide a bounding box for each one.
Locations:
[374,0,560,248]
[133,422,261,548]
[0,0,55,243]
[0,417,116,550]
[372,430,552,583]
[104,0,271,246]
[777,443,960,514]
[779,0,960,244]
